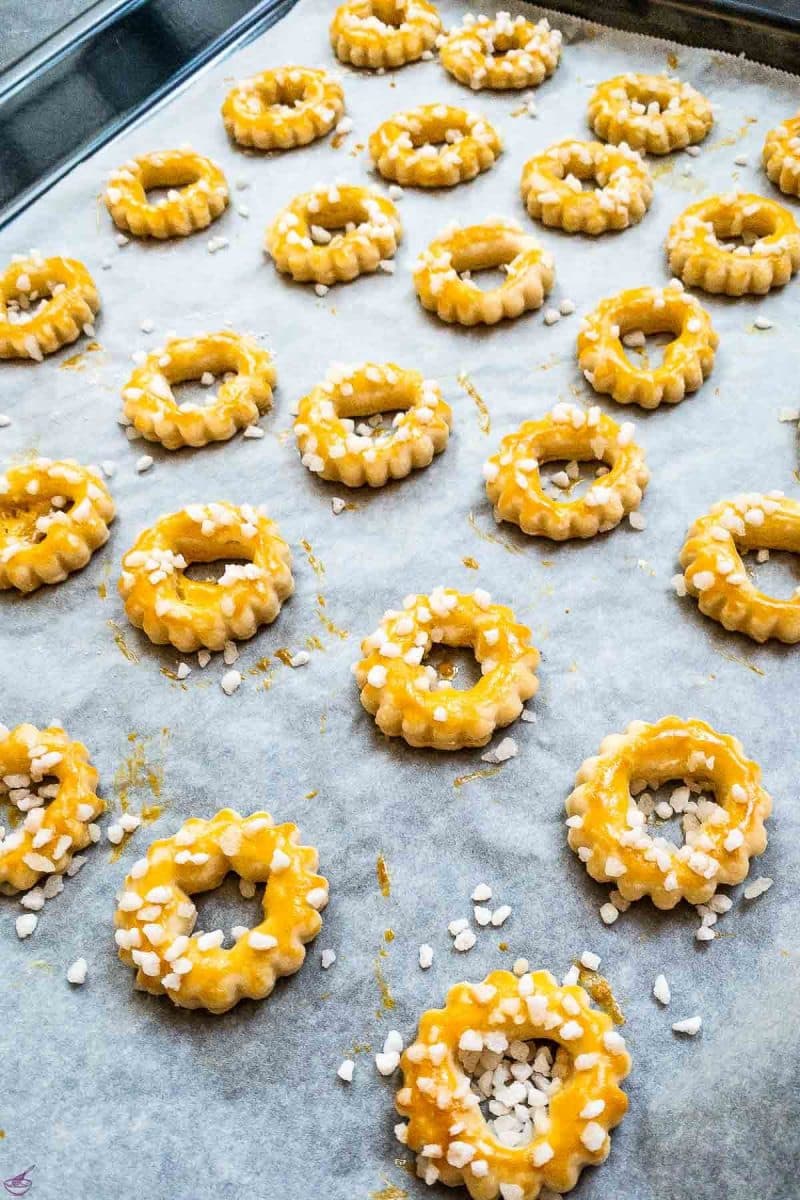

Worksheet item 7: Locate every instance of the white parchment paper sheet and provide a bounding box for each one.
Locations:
[1,2,799,1198]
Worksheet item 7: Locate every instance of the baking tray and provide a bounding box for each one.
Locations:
[1,2,800,1199]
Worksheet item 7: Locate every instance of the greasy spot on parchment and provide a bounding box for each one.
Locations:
[453,766,501,789]
[248,656,275,690]
[59,341,103,370]
[376,853,391,897]
[578,966,626,1026]
[108,620,139,664]
[717,649,765,677]
[316,594,349,640]
[468,511,522,556]
[371,1184,408,1200]
[109,730,169,861]
[96,562,111,600]
[300,538,325,578]
[457,371,490,434]
[375,946,395,1017]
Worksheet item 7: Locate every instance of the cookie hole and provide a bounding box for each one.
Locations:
[630,778,720,849]
[190,872,265,948]
[742,548,800,599]
[426,645,483,690]
[460,1036,571,1149]
[459,264,510,290]
[182,557,252,583]
[0,773,61,829]
[0,496,75,544]
[351,408,407,436]
[170,375,235,412]
[142,166,200,204]
[620,329,675,369]
[539,458,607,500]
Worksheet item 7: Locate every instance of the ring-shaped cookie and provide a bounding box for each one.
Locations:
[329,0,441,68]
[265,183,401,286]
[295,361,451,487]
[565,716,771,909]
[355,586,539,749]
[221,66,344,150]
[679,491,800,643]
[484,404,648,540]
[0,255,99,361]
[114,808,328,1014]
[119,503,293,652]
[667,193,800,295]
[395,969,630,1197]
[104,149,229,239]
[0,724,103,895]
[413,220,554,325]
[122,332,275,450]
[0,459,115,593]
[440,13,562,91]
[588,73,713,154]
[578,284,718,409]
[762,113,800,198]
[520,139,653,235]
[369,104,502,188]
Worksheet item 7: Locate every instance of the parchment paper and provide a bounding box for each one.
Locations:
[1,2,799,1198]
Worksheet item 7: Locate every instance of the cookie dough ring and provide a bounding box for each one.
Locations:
[484,405,648,540]
[355,587,539,750]
[762,114,800,197]
[265,184,401,285]
[329,0,441,68]
[413,221,554,325]
[369,105,502,188]
[566,716,771,909]
[0,459,115,593]
[0,724,103,895]
[295,362,451,487]
[440,13,562,91]
[578,284,718,409]
[588,73,713,154]
[667,193,800,295]
[119,503,293,652]
[396,969,630,1198]
[221,67,344,150]
[122,332,275,450]
[114,808,328,1014]
[0,255,99,361]
[104,149,229,238]
[680,492,800,643]
[520,140,653,235]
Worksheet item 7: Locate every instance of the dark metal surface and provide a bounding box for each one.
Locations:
[553,0,800,72]
[0,0,298,229]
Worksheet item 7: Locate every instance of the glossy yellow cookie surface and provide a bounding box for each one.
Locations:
[114,808,328,1014]
[566,716,771,909]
